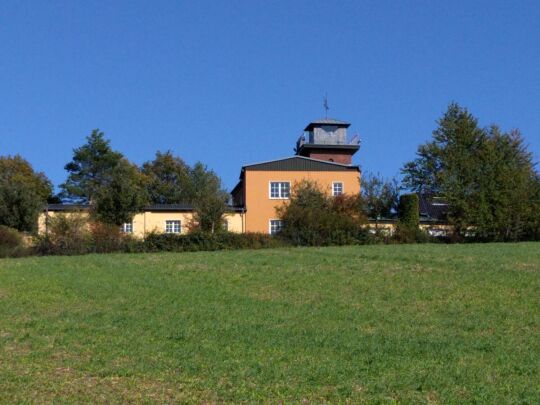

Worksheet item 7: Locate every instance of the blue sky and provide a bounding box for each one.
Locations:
[1,1,539,191]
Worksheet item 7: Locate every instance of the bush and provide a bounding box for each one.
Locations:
[89,222,139,253]
[143,231,286,252]
[277,180,368,246]
[394,224,431,244]
[34,213,91,255]
[0,225,28,258]
[394,194,428,243]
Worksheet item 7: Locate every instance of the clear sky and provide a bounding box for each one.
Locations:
[1,1,539,191]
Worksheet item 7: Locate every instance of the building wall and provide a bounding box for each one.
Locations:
[38,210,90,235]
[38,210,244,238]
[307,150,354,164]
[243,169,361,233]
[132,211,194,237]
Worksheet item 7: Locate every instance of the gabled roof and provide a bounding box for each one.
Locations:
[304,118,350,131]
[241,156,360,172]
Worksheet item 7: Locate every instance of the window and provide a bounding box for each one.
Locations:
[332,182,343,196]
[269,219,284,235]
[222,219,229,232]
[165,220,181,234]
[122,222,133,234]
[269,182,290,199]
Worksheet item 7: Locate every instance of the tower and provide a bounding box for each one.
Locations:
[295,118,360,165]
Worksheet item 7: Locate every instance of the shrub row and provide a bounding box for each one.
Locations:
[34,231,286,256]
[28,213,288,256]
[0,212,439,259]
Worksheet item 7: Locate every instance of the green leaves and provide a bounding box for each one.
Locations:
[401,103,540,241]
[91,159,149,226]
[0,155,53,232]
[361,173,399,220]
[60,129,123,203]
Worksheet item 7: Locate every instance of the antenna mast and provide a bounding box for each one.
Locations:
[323,93,329,119]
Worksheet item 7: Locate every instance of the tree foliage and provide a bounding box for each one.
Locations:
[189,162,229,233]
[91,159,149,225]
[142,152,229,233]
[141,151,192,204]
[277,180,367,245]
[397,194,420,227]
[401,103,540,241]
[0,155,53,232]
[60,129,123,202]
[361,172,399,220]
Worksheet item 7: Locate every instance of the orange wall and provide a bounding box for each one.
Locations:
[244,170,361,233]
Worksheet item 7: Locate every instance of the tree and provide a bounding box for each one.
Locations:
[60,129,123,202]
[141,151,192,204]
[397,194,420,227]
[401,103,539,241]
[277,180,366,246]
[361,173,399,221]
[91,159,149,226]
[189,162,229,233]
[395,194,425,243]
[0,155,53,232]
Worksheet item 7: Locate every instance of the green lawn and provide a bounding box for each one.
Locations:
[0,244,538,403]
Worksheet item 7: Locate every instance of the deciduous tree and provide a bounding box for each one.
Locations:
[141,151,192,204]
[361,173,399,221]
[189,162,229,233]
[91,159,149,226]
[0,155,53,232]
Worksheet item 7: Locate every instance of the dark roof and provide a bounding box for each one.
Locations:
[231,181,243,196]
[144,204,194,212]
[242,156,360,172]
[44,203,242,213]
[418,194,448,222]
[296,143,360,153]
[304,118,350,131]
[45,203,89,211]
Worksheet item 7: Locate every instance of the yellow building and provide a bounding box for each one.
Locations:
[39,204,244,237]
[39,117,362,236]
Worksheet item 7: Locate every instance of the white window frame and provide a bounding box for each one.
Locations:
[269,219,284,235]
[269,181,291,199]
[165,220,181,234]
[332,181,344,196]
[122,222,133,234]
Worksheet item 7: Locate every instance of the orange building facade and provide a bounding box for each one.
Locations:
[231,118,361,234]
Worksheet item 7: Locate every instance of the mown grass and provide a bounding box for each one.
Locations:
[0,243,538,403]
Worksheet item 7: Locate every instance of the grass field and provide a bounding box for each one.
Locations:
[0,243,539,403]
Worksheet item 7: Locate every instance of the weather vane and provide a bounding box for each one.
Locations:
[323,93,329,118]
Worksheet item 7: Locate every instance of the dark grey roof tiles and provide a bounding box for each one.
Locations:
[242,156,359,172]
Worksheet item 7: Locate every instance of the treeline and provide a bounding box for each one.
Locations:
[402,103,540,241]
[1,102,539,257]
[0,130,229,234]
